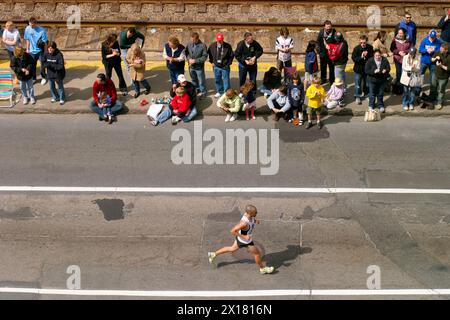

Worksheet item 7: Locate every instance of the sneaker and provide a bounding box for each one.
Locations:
[30,98,36,105]
[409,105,414,111]
[379,107,385,113]
[317,121,323,130]
[208,252,216,264]
[229,114,237,122]
[171,116,181,125]
[108,115,114,124]
[40,78,47,86]
[214,92,222,98]
[144,88,151,95]
[403,105,408,111]
[60,100,65,106]
[50,98,56,103]
[252,116,256,120]
[260,266,275,275]
[264,93,269,99]
[436,104,443,110]
[356,97,362,105]
[225,114,232,122]
[23,97,29,105]
[306,121,313,129]
[369,107,374,112]
[246,117,250,121]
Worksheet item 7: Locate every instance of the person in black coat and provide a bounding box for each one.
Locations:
[235,32,264,94]
[42,41,66,104]
[316,20,336,85]
[101,34,127,95]
[365,50,391,112]
[10,46,36,105]
[352,34,374,104]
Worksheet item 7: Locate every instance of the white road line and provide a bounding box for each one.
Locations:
[0,288,450,297]
[0,186,450,194]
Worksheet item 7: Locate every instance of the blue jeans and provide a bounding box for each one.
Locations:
[155,105,172,125]
[189,67,207,94]
[402,86,419,106]
[19,79,35,99]
[334,64,347,89]
[168,68,184,85]
[90,100,123,117]
[49,79,66,101]
[354,72,368,98]
[259,85,273,96]
[132,79,151,94]
[102,107,112,117]
[213,65,231,94]
[430,78,449,105]
[30,51,46,80]
[368,81,387,109]
[120,48,130,73]
[421,63,436,88]
[181,106,198,123]
[238,63,257,93]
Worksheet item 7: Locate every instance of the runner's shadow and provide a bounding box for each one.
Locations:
[216,245,312,269]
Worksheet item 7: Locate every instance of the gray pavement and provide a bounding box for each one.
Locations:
[0,115,449,299]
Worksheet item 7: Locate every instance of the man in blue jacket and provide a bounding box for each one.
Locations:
[395,12,417,46]
[438,9,450,44]
[419,29,442,87]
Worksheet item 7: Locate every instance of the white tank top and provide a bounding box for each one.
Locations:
[237,215,256,244]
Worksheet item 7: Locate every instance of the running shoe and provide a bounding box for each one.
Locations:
[260,266,275,274]
[208,252,216,264]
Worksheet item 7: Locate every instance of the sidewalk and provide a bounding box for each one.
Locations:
[1,60,449,117]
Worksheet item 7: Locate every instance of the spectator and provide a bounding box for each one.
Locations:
[373,31,391,58]
[430,42,450,110]
[365,50,391,112]
[437,9,450,44]
[235,32,264,93]
[169,74,198,123]
[126,43,151,99]
[332,32,349,91]
[287,72,305,126]
[317,20,336,85]
[400,47,421,111]
[208,33,234,98]
[10,47,35,105]
[390,28,411,94]
[42,41,66,105]
[259,67,282,98]
[217,89,242,122]
[267,85,291,122]
[170,86,192,125]
[2,21,21,62]
[305,77,326,129]
[101,34,128,96]
[119,27,145,74]
[419,29,442,88]
[240,80,256,121]
[98,92,113,124]
[275,27,294,76]
[395,12,417,46]
[185,32,208,99]
[352,34,374,104]
[304,40,319,89]
[90,73,123,122]
[163,36,186,90]
[324,78,345,109]
[24,17,48,85]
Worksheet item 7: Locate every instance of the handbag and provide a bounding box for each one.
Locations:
[364,108,381,122]
[408,72,423,88]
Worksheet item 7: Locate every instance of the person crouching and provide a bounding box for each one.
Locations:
[217,89,242,122]
[170,86,192,125]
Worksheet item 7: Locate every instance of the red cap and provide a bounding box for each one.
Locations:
[447,8,450,15]
[216,33,224,41]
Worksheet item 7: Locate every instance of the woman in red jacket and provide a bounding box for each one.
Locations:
[170,86,192,125]
[390,28,411,94]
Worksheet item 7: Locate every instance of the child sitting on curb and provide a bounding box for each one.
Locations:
[217,89,242,122]
[170,86,192,125]
[324,78,345,110]
[267,85,292,121]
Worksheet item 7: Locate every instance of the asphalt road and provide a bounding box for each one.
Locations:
[0,114,449,300]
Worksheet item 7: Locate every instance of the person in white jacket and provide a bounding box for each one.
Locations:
[400,47,421,111]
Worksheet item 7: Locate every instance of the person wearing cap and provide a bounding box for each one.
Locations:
[419,29,442,88]
[185,32,208,99]
[438,9,450,44]
[400,47,421,111]
[352,34,374,104]
[430,42,450,110]
[168,74,198,123]
[395,12,417,46]
[163,36,186,90]
[208,33,234,98]
[235,32,264,94]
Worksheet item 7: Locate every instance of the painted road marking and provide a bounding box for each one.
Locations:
[0,186,450,194]
[0,287,449,297]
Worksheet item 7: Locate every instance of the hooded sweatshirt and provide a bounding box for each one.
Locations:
[42,48,66,81]
[267,92,291,113]
[419,37,442,65]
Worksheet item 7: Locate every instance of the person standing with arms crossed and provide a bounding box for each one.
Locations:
[208,205,275,275]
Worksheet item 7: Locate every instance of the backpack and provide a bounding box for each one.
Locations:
[327,43,343,62]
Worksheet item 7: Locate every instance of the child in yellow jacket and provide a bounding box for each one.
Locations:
[305,77,326,129]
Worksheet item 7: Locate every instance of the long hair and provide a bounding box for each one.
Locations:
[374,31,387,43]
[128,43,142,61]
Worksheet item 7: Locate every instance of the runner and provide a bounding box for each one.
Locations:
[208,205,275,275]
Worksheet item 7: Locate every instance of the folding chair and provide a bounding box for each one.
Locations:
[0,69,19,108]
